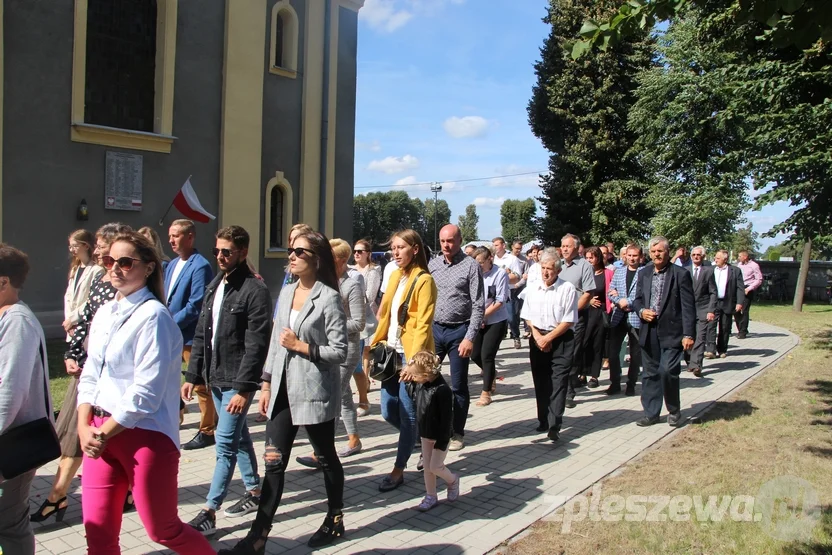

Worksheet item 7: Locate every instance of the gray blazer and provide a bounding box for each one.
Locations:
[339,275,366,369]
[263,281,348,425]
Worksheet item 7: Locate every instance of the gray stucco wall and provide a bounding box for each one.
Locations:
[334,6,357,244]
[2,0,224,319]
[258,0,306,296]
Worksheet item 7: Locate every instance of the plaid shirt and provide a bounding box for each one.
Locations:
[428,250,484,342]
[650,264,670,315]
[608,266,641,329]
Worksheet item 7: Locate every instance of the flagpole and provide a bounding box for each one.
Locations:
[158,175,192,226]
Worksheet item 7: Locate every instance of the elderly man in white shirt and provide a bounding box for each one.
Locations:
[520,248,578,443]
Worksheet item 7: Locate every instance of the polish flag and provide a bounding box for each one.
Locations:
[173,178,215,223]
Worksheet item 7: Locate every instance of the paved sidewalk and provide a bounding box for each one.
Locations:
[30,321,797,555]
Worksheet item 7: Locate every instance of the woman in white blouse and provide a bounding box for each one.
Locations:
[77,232,214,554]
[62,229,103,337]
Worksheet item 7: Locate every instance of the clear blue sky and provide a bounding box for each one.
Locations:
[352,0,792,249]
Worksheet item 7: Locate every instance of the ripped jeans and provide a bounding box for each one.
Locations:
[252,375,344,534]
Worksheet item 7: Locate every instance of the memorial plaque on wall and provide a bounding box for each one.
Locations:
[104,151,143,211]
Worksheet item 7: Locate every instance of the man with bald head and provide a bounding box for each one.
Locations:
[429,224,485,450]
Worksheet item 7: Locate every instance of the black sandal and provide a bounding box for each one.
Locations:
[31,497,68,523]
[123,490,135,512]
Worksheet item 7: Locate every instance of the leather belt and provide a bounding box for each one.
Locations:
[92,406,112,418]
[435,321,469,328]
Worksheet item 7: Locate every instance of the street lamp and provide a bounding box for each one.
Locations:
[430,182,442,255]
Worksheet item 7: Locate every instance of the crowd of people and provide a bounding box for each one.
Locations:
[0,220,763,554]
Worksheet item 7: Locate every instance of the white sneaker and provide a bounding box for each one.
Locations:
[417,495,438,511]
[448,434,464,451]
[356,404,371,417]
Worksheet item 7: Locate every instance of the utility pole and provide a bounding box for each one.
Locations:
[430,182,442,255]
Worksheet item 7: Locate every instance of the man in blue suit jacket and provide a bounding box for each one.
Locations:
[633,236,696,428]
[165,219,215,450]
[606,243,644,396]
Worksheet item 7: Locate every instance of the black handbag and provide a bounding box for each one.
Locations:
[369,271,425,381]
[0,343,61,480]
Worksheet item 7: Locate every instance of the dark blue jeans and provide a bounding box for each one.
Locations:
[433,322,470,437]
[380,375,417,470]
[509,288,523,339]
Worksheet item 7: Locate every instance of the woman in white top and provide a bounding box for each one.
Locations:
[63,229,104,337]
[76,232,214,554]
[350,238,381,415]
[471,247,510,406]
[0,244,51,555]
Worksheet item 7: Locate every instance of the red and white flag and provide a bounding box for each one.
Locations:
[173,178,215,223]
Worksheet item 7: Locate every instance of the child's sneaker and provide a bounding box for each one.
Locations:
[417,495,438,512]
[447,475,460,502]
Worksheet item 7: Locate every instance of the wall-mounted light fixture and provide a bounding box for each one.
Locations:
[77,198,89,221]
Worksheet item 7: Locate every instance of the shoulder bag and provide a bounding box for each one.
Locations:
[0,342,61,480]
[370,271,426,381]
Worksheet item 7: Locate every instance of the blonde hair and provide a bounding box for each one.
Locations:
[407,350,442,379]
[289,223,314,247]
[170,219,195,236]
[138,226,171,262]
[329,238,351,260]
[67,229,95,280]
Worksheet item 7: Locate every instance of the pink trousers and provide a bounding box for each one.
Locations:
[420,438,458,496]
[81,416,215,555]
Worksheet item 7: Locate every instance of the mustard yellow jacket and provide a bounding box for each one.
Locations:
[371,267,437,360]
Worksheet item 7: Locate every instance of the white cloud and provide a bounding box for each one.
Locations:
[488,165,543,187]
[360,0,413,33]
[356,140,382,152]
[443,116,490,139]
[473,196,505,208]
[393,176,420,188]
[367,154,420,174]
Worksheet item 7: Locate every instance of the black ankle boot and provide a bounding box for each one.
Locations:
[217,528,267,555]
[307,512,344,548]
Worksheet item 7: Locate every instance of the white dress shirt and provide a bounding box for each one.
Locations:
[494,252,524,291]
[519,278,578,331]
[380,260,399,294]
[77,287,184,449]
[386,276,408,354]
[212,279,226,350]
[714,265,729,298]
[166,257,187,301]
[518,263,542,301]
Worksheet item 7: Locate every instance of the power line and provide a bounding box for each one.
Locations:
[353,170,549,191]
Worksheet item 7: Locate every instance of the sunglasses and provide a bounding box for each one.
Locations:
[101,256,142,271]
[212,247,238,258]
[353,249,367,254]
[288,247,316,257]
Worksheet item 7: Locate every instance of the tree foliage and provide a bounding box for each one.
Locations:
[457,204,480,242]
[574,0,832,59]
[500,199,537,244]
[529,0,654,247]
[729,224,760,256]
[353,191,451,250]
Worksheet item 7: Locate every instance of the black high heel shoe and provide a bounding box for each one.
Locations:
[123,491,135,513]
[307,513,344,548]
[217,528,267,555]
[31,497,68,523]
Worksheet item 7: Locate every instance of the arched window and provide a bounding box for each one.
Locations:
[270,1,298,78]
[265,171,294,257]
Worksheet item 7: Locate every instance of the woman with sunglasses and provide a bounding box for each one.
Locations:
[62,229,102,338]
[370,229,437,492]
[77,232,215,554]
[221,232,348,554]
[32,223,132,524]
[350,239,380,416]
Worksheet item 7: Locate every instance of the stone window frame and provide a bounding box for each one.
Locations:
[265,171,294,259]
[269,0,299,79]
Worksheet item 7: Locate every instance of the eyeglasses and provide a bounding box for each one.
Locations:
[353,249,367,254]
[101,256,142,271]
[212,247,238,258]
[288,247,316,258]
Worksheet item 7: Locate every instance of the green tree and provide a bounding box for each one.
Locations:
[500,199,537,244]
[415,198,451,254]
[730,224,760,257]
[628,4,750,249]
[457,204,479,242]
[352,191,424,247]
[528,0,654,246]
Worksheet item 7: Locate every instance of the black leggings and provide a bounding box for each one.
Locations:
[253,376,344,534]
[472,320,507,392]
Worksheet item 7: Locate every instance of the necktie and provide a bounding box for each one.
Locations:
[694,266,700,282]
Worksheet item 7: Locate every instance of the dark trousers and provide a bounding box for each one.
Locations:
[529,330,574,431]
[640,327,683,419]
[472,320,507,392]
[509,288,523,339]
[580,308,606,379]
[608,319,641,388]
[567,310,588,400]
[253,377,344,534]
[711,307,733,355]
[685,315,710,370]
[735,290,754,335]
[434,322,470,437]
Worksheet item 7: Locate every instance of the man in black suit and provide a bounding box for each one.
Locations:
[709,250,746,358]
[633,236,696,427]
[685,246,717,377]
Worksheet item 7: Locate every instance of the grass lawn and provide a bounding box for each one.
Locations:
[508,302,832,555]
